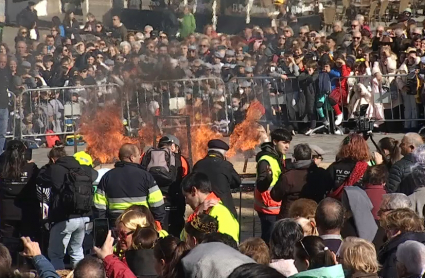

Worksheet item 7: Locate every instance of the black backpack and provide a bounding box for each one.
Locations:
[60,167,94,215]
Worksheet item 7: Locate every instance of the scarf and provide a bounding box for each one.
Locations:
[328,161,368,200]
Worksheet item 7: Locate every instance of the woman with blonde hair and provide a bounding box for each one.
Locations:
[115,206,168,256]
[340,237,379,278]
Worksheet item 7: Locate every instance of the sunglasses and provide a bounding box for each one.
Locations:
[353,37,361,40]
[21,32,28,34]
[119,230,134,239]
[351,25,358,27]
[284,30,291,32]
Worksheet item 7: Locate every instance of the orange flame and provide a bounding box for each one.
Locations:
[227,101,268,157]
[190,126,222,163]
[80,107,137,164]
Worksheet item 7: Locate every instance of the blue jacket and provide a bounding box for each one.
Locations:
[328,69,341,91]
[33,255,60,278]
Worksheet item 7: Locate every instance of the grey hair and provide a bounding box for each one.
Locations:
[404,133,424,149]
[120,41,131,50]
[285,27,294,36]
[396,240,425,276]
[131,41,141,49]
[299,26,310,33]
[355,15,364,22]
[381,193,412,210]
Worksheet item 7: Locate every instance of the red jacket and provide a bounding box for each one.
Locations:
[104,255,137,278]
[364,184,386,220]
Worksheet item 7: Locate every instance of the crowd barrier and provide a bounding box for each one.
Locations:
[130,77,230,134]
[16,84,121,143]
[5,91,17,141]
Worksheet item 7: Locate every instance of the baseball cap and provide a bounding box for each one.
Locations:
[159,135,180,146]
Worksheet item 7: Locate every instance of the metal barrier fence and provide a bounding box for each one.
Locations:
[229,73,414,134]
[5,91,17,141]
[18,84,120,143]
[131,77,229,134]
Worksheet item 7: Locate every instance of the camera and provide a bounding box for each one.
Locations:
[347,104,374,134]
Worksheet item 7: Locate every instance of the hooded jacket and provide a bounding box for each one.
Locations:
[37,156,98,224]
[181,242,254,278]
[378,231,425,278]
[291,264,345,278]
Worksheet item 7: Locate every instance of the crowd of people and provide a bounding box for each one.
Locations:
[3,127,425,278]
[2,1,425,148]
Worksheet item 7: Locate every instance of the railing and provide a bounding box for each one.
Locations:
[17,84,121,144]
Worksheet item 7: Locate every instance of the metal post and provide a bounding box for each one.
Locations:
[185,116,193,168]
[153,116,158,147]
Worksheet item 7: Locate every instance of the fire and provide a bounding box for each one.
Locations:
[227,102,268,157]
[80,106,137,164]
[190,125,222,163]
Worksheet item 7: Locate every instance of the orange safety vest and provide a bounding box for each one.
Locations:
[254,155,282,215]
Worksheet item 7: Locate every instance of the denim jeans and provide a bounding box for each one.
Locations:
[257,212,277,244]
[48,217,90,270]
[0,108,8,153]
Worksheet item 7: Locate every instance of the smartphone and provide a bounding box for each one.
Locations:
[93,218,109,248]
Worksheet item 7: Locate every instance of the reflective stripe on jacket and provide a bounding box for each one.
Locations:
[254,155,282,214]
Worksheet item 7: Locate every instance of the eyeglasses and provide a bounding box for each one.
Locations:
[119,230,134,239]
[299,239,310,257]
[353,37,361,40]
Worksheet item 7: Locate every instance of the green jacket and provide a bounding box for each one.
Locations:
[291,265,345,278]
[179,13,196,38]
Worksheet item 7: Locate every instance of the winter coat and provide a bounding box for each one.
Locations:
[291,264,345,278]
[36,156,98,224]
[179,13,196,39]
[270,259,298,277]
[408,187,425,218]
[298,71,320,119]
[193,151,241,218]
[125,249,157,278]
[364,184,386,220]
[386,153,416,193]
[349,271,379,278]
[326,159,366,193]
[103,254,137,278]
[378,232,425,278]
[271,160,317,218]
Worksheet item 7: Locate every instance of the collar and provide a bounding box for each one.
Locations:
[320,234,342,240]
[187,192,221,223]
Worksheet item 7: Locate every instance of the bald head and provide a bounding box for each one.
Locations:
[401,133,424,156]
[315,197,345,235]
[118,143,140,162]
[74,257,105,278]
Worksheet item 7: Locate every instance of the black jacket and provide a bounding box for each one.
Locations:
[37,156,97,224]
[298,71,320,119]
[125,249,157,278]
[17,7,38,29]
[326,159,364,192]
[378,232,425,278]
[0,162,40,238]
[387,153,416,193]
[0,68,12,109]
[256,142,284,194]
[193,151,241,218]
